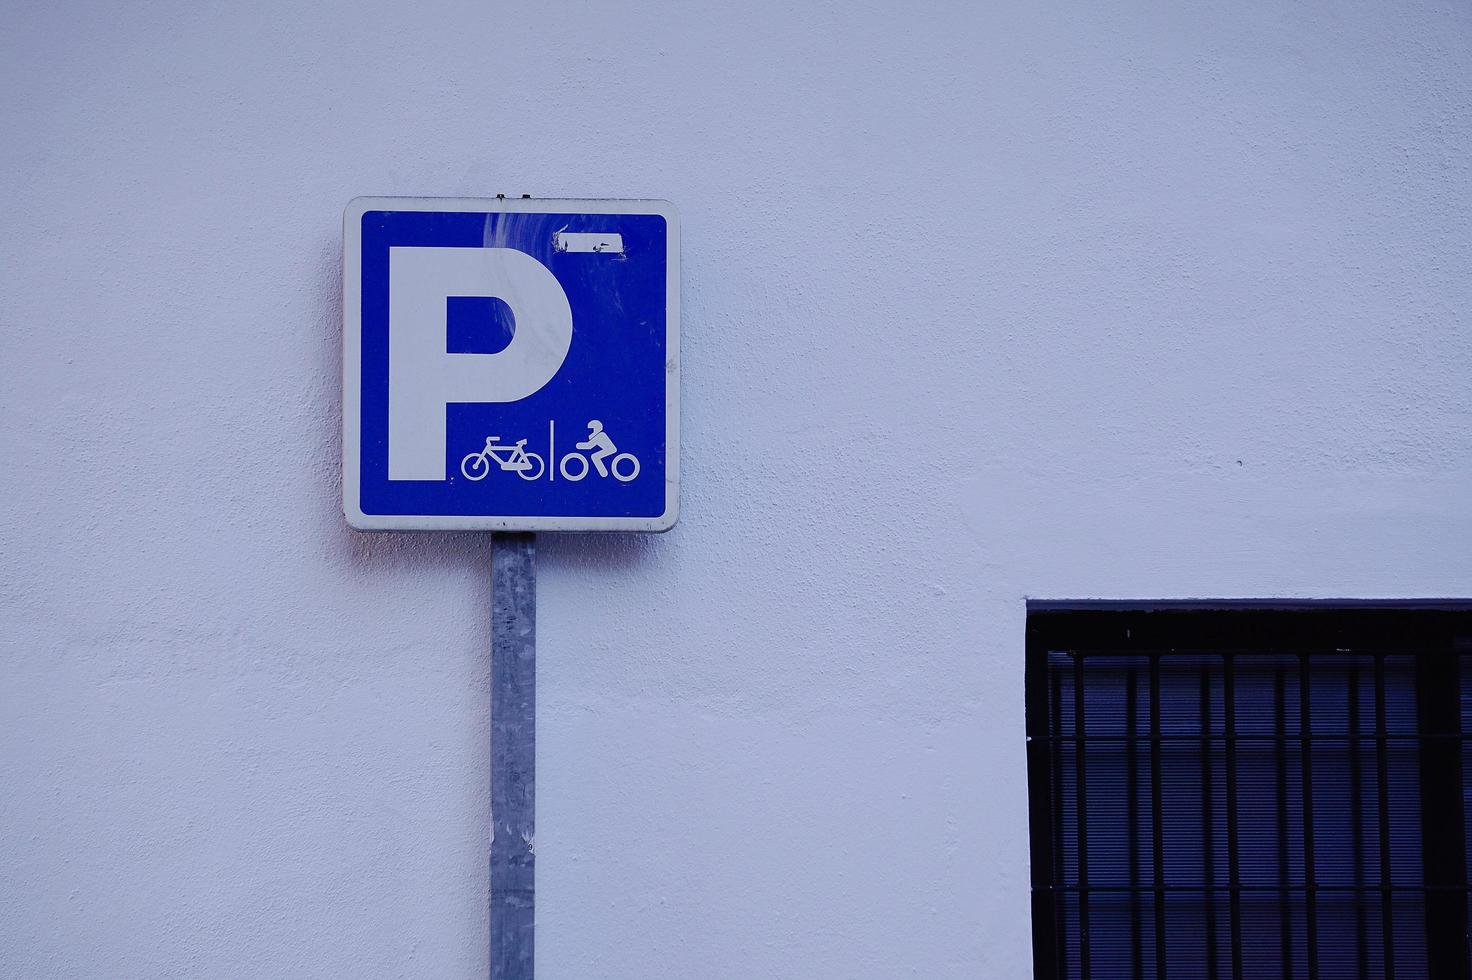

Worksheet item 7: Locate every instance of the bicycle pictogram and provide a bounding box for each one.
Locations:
[460,436,546,482]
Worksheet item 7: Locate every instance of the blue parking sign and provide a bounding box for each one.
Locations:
[343,198,679,531]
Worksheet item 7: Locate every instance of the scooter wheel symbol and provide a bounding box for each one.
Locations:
[610,453,639,482]
[559,451,640,482]
[560,452,590,482]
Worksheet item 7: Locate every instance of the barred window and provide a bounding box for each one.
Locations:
[1026,605,1472,979]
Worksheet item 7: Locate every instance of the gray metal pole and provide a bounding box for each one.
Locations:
[490,532,535,980]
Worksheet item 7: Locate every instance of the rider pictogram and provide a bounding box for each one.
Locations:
[577,420,617,477]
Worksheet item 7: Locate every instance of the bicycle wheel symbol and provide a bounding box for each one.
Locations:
[515,452,546,481]
[462,452,491,481]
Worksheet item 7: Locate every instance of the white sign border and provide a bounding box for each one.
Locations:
[343,196,680,532]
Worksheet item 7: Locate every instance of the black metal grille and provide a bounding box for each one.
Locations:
[1025,605,1472,980]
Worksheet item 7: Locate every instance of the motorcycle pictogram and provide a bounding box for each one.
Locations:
[559,420,640,482]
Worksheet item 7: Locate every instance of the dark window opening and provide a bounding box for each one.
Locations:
[1026,604,1472,980]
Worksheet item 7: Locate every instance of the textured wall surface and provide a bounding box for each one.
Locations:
[3,1,1471,977]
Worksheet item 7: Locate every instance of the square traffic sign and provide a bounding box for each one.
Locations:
[343,198,679,531]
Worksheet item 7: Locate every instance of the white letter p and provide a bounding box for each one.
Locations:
[387,246,572,481]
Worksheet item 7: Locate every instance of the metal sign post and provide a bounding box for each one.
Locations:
[343,196,679,980]
[490,532,536,980]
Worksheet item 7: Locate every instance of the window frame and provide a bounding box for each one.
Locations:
[1025,601,1472,980]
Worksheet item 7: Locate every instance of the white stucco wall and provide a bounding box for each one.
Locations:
[3,1,1470,977]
